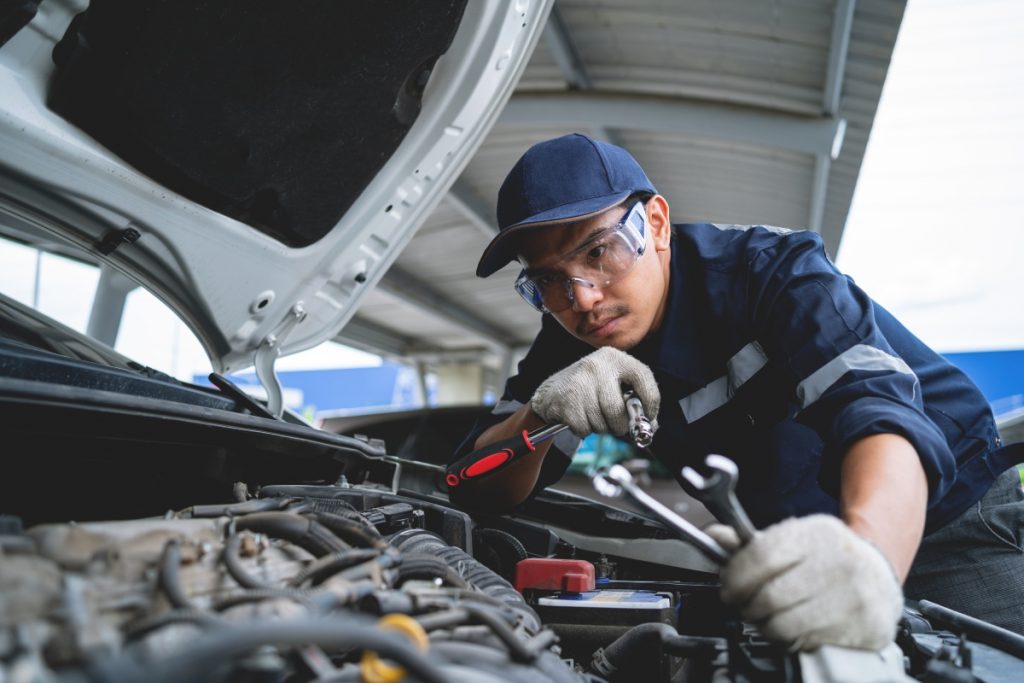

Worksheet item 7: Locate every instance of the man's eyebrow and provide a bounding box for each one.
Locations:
[566,225,614,253]
[521,223,618,276]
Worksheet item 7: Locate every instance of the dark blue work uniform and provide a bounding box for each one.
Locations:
[455,223,1022,534]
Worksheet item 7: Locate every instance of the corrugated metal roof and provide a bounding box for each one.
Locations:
[338,0,907,393]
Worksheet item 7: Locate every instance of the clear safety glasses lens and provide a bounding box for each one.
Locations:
[514,201,647,313]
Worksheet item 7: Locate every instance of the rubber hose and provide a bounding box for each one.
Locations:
[212,587,331,612]
[461,603,534,662]
[388,529,540,632]
[591,622,722,677]
[477,527,528,574]
[80,617,450,683]
[395,553,470,589]
[288,548,381,587]
[222,533,276,590]
[125,609,225,641]
[158,539,196,610]
[235,512,346,557]
[300,508,385,548]
[919,600,1024,659]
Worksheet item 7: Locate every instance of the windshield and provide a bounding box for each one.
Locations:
[0,232,211,381]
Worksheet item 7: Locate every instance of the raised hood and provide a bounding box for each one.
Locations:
[0,1,550,376]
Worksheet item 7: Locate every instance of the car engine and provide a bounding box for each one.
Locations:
[3,448,1021,683]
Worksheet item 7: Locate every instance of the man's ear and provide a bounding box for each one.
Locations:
[646,195,671,251]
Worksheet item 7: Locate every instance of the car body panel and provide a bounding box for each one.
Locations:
[0,0,552,374]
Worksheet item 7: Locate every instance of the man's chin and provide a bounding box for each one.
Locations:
[579,329,641,351]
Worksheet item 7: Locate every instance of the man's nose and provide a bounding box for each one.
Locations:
[569,279,603,312]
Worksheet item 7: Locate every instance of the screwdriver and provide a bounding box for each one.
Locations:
[445,389,656,489]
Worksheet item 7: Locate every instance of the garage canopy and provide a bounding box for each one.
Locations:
[337,0,906,397]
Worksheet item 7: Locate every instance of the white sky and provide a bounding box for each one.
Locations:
[835,0,1024,353]
[2,0,1021,378]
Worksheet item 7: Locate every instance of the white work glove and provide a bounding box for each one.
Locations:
[530,347,660,438]
[707,514,903,651]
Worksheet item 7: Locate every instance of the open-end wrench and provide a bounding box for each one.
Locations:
[593,464,729,565]
[680,454,757,545]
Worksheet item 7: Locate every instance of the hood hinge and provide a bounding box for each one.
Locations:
[254,304,307,418]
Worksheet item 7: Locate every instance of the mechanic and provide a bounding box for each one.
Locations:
[448,133,1024,649]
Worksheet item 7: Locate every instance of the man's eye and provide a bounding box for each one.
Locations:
[586,244,608,261]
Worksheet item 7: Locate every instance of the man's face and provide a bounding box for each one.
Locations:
[517,195,673,350]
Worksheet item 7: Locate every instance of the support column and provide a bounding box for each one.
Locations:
[86,266,137,346]
[434,363,484,406]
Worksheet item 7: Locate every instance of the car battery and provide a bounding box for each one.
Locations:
[534,589,676,628]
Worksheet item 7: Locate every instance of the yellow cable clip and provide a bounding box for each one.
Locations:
[360,613,430,683]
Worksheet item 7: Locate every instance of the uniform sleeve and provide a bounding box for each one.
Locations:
[745,229,957,503]
[449,315,591,497]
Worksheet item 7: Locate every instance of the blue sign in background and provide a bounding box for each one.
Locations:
[943,349,1024,420]
[196,350,1024,423]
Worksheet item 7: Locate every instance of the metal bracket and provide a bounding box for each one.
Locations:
[253,304,307,418]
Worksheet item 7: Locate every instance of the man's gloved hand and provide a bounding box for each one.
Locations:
[706,514,903,651]
[530,347,660,437]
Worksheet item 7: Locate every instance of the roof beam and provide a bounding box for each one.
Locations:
[447,178,496,237]
[376,266,515,350]
[543,2,591,90]
[808,154,831,234]
[500,92,845,157]
[335,315,425,358]
[542,3,620,146]
[823,0,857,117]
[809,0,856,233]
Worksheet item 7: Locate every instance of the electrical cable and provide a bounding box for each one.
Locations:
[461,603,535,663]
[289,548,382,587]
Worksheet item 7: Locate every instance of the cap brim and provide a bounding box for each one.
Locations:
[475,191,631,277]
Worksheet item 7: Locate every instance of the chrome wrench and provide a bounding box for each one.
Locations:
[592,464,729,565]
[680,454,757,545]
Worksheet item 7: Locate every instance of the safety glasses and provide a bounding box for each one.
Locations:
[514,201,647,313]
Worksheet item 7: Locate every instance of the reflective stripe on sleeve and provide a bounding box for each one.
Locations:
[796,344,917,409]
[679,341,769,422]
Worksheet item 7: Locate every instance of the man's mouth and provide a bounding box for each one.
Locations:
[583,315,622,338]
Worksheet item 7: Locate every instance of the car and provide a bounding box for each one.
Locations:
[1,3,1020,683]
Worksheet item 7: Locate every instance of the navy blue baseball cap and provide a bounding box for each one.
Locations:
[475,133,657,277]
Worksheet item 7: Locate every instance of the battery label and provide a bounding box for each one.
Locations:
[537,590,671,609]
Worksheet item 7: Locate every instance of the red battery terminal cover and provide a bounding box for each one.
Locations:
[514,558,596,594]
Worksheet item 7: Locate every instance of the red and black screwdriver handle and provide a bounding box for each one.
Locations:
[445,387,655,491]
[445,422,568,489]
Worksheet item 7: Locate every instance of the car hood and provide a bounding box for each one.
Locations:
[0,0,550,375]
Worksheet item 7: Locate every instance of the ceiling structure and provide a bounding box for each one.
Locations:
[337,0,907,398]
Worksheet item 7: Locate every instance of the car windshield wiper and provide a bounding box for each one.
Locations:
[208,371,278,420]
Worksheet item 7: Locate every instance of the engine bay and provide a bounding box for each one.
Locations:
[0,360,1019,683]
[3,453,1021,683]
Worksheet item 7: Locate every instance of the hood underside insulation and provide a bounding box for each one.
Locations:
[48,0,468,247]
